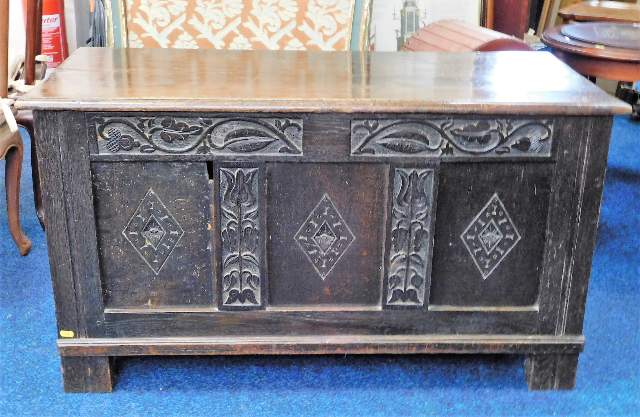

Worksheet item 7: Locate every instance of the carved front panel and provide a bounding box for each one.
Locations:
[92,162,213,308]
[85,112,563,335]
[267,163,386,306]
[385,168,436,308]
[351,118,553,158]
[91,115,303,156]
[430,162,552,307]
[219,167,264,309]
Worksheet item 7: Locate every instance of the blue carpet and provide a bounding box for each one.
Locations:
[1,117,638,416]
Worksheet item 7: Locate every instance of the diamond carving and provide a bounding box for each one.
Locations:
[313,222,337,254]
[478,219,503,253]
[123,188,184,274]
[142,215,165,249]
[461,193,521,280]
[295,194,355,280]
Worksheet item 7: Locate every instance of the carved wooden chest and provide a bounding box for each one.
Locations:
[17,48,629,392]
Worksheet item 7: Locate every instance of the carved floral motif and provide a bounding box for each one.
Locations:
[93,116,303,156]
[220,167,262,307]
[386,168,435,307]
[351,119,553,158]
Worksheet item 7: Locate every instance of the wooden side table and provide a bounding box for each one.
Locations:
[542,23,640,82]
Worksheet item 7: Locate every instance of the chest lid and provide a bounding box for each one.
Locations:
[17,47,630,115]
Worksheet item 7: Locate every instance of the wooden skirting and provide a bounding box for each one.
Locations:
[58,334,585,357]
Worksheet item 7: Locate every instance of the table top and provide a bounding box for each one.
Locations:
[17,47,630,115]
[561,22,640,50]
[542,25,640,62]
[559,1,640,23]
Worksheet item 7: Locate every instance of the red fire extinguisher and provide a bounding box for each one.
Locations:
[23,0,69,68]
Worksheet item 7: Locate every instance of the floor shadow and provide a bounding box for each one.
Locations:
[113,353,525,393]
[606,167,640,184]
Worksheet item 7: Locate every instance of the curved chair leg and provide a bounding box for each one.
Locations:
[5,136,32,256]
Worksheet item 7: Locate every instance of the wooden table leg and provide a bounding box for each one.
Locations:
[4,134,32,256]
[524,353,579,390]
[60,356,114,393]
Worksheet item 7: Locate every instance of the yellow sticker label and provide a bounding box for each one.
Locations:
[59,330,75,338]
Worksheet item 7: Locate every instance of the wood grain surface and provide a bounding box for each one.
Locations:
[58,334,585,357]
[16,48,630,115]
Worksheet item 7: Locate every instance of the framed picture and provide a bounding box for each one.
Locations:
[369,0,489,51]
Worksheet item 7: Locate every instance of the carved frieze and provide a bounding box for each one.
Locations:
[351,119,553,158]
[385,168,436,307]
[92,116,303,156]
[219,167,263,308]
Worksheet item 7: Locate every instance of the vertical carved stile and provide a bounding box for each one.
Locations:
[385,168,436,308]
[219,167,263,309]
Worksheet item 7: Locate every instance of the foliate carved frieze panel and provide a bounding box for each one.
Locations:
[92,115,303,156]
[385,168,436,308]
[351,119,553,158]
[219,167,263,308]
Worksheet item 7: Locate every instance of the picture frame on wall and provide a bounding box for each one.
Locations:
[369,0,490,51]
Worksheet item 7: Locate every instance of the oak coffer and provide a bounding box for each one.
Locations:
[17,48,630,392]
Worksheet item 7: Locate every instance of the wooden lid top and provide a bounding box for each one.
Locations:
[16,47,630,115]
